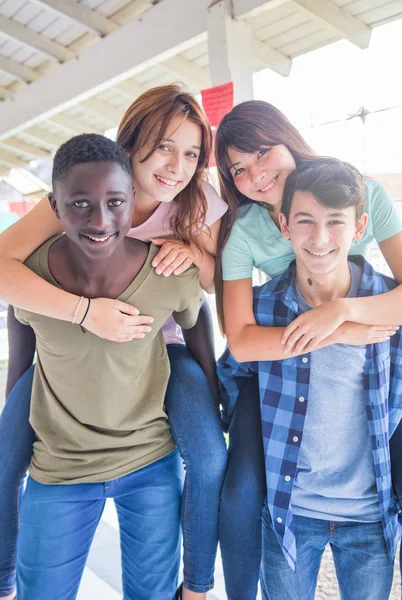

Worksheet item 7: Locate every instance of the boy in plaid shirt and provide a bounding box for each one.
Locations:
[218,157,402,600]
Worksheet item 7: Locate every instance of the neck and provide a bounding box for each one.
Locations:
[131,188,161,227]
[267,203,281,228]
[57,237,131,291]
[295,261,351,307]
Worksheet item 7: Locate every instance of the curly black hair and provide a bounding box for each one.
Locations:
[52,133,132,187]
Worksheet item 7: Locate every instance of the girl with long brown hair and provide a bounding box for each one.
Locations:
[0,84,227,600]
[215,100,402,598]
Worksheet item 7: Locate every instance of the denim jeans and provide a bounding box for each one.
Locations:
[165,345,227,592]
[0,365,35,596]
[16,451,182,600]
[219,374,266,600]
[0,345,227,596]
[261,509,394,600]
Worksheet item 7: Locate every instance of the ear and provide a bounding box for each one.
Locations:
[353,212,368,242]
[279,212,290,240]
[48,192,60,220]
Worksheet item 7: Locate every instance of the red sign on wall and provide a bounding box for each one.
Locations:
[201,81,234,167]
[201,81,234,128]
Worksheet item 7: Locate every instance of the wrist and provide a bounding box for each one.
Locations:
[333,297,350,324]
[74,296,89,324]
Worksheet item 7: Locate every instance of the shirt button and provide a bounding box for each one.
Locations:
[298,396,305,402]
[285,475,291,482]
[277,517,283,523]
[293,436,299,443]
[302,357,308,363]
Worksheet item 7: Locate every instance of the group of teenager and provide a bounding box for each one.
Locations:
[0,83,401,600]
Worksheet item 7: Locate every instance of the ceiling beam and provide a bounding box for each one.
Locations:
[0,139,51,160]
[0,86,13,100]
[254,38,292,76]
[80,99,122,124]
[232,0,285,20]
[115,79,147,99]
[0,15,76,63]
[23,127,66,148]
[0,150,30,170]
[0,165,9,176]
[33,0,119,36]
[293,0,372,49]
[0,0,209,140]
[0,56,39,83]
[162,56,211,89]
[48,114,103,135]
[112,0,152,24]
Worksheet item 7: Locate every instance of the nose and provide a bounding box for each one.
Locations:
[166,151,183,176]
[88,204,109,232]
[310,224,330,246]
[250,162,267,186]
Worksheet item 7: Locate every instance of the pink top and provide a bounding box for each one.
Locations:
[127,179,227,344]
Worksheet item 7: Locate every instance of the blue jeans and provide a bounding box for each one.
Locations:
[0,366,35,596]
[219,374,266,600]
[16,451,182,600]
[0,345,227,596]
[261,509,394,600]
[165,345,227,592]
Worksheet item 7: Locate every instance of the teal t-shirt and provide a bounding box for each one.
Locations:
[222,178,402,281]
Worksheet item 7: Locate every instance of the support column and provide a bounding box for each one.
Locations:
[207,0,255,104]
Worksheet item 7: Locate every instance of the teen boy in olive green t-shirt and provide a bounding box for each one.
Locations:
[12,134,201,600]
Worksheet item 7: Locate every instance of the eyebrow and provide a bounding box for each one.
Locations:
[164,138,201,150]
[229,161,241,170]
[294,211,347,218]
[69,190,128,197]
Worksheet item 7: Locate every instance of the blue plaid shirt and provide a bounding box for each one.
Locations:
[218,257,402,570]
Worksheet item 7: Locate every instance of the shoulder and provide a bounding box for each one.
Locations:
[201,180,228,225]
[356,256,398,293]
[25,234,61,272]
[229,202,263,238]
[364,177,390,207]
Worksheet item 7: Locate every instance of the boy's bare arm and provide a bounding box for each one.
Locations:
[6,305,36,398]
[181,295,220,411]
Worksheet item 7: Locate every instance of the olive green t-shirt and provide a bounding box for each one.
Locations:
[15,237,202,485]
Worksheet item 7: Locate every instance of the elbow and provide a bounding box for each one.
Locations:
[226,333,248,363]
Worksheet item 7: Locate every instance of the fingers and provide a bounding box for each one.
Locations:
[173,257,194,275]
[113,300,140,316]
[282,322,297,345]
[150,237,168,248]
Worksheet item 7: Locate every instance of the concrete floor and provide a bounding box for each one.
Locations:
[0,336,401,599]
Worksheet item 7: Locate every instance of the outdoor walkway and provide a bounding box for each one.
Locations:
[0,353,400,599]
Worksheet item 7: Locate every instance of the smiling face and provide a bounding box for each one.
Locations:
[130,115,202,205]
[49,161,134,260]
[279,190,368,277]
[227,144,296,208]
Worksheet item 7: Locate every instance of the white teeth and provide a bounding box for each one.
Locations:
[156,175,179,187]
[86,235,111,242]
[306,250,331,256]
[260,175,278,193]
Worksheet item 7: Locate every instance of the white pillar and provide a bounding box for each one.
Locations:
[207,0,255,104]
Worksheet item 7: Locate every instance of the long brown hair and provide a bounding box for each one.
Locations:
[214,100,317,331]
[117,84,212,249]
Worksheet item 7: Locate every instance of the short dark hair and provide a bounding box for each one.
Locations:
[281,157,366,222]
[52,134,132,187]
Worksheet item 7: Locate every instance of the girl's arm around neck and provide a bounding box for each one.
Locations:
[0,198,152,341]
[0,197,79,319]
[282,232,402,353]
[344,232,402,325]
[224,278,397,362]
